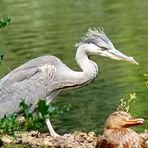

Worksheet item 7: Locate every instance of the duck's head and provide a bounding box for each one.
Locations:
[104,111,144,130]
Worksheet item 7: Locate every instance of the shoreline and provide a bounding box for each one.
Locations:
[1,130,148,148]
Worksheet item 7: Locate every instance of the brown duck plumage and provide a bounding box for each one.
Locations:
[98,111,146,148]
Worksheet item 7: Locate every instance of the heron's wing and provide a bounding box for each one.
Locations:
[0,67,40,87]
[0,64,56,87]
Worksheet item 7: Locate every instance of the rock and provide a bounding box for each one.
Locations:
[2,135,14,144]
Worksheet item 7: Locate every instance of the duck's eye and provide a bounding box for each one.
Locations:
[101,47,108,51]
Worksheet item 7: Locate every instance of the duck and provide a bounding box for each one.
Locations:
[97,111,146,148]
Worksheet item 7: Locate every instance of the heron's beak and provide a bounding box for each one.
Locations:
[124,118,144,127]
[108,49,139,65]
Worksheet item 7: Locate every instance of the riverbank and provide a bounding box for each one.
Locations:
[1,130,148,148]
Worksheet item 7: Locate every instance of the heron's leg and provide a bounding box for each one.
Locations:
[46,118,60,137]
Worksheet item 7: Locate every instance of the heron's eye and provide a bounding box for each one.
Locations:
[101,47,108,51]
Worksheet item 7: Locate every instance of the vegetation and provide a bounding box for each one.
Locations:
[0,17,11,29]
[144,73,148,88]
[0,113,19,136]
[0,17,11,64]
[117,93,136,113]
[0,52,4,63]
[0,100,70,135]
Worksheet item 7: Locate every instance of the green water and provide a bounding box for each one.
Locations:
[0,0,147,134]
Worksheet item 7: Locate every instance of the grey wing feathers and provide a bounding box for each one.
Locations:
[0,55,59,87]
[0,67,40,87]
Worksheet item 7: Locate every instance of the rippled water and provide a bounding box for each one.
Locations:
[0,0,147,134]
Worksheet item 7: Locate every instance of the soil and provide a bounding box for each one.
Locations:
[1,130,148,148]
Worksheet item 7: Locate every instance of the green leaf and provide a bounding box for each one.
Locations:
[0,17,11,29]
[37,99,48,117]
[47,105,56,114]
[19,100,29,111]
[0,52,4,61]
[19,100,33,119]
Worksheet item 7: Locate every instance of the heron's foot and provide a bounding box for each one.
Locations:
[63,133,70,136]
[50,131,60,138]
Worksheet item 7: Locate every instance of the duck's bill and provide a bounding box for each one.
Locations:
[108,49,139,65]
[125,118,144,127]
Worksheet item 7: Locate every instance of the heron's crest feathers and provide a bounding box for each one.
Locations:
[75,27,110,47]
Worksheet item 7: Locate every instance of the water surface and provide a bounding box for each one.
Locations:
[0,0,147,134]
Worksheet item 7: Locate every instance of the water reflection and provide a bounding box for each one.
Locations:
[0,0,147,134]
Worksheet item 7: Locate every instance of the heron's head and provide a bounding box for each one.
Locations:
[104,111,144,130]
[76,28,139,65]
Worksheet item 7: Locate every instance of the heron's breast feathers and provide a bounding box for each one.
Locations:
[38,64,56,79]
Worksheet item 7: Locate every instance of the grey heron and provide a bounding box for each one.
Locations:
[0,28,138,137]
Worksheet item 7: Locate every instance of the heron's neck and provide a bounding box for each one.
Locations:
[55,45,98,90]
[75,45,98,81]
